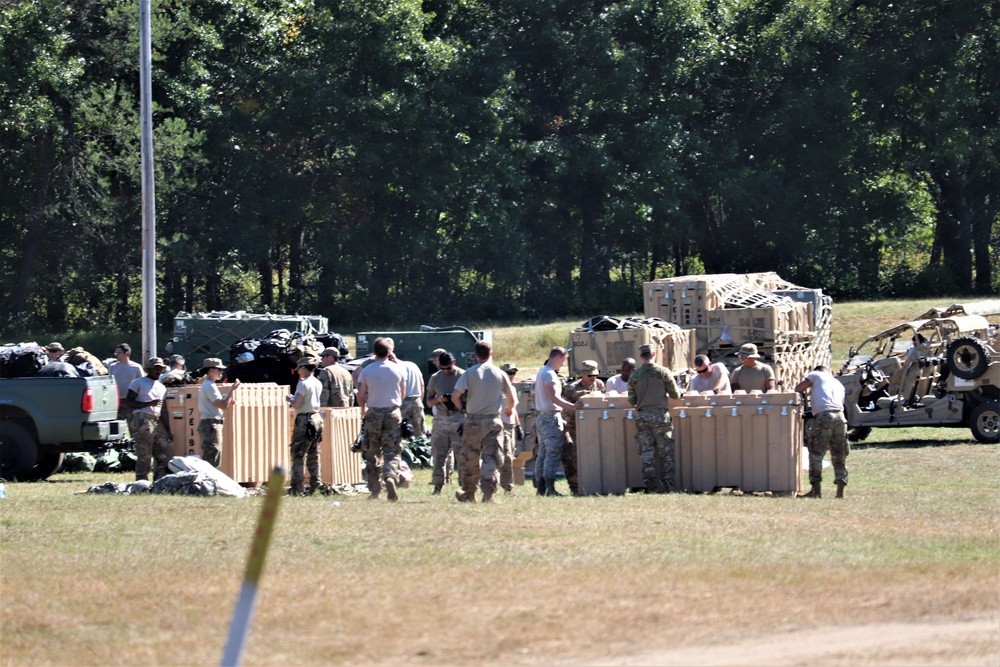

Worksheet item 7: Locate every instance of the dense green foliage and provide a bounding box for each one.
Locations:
[2,0,997,333]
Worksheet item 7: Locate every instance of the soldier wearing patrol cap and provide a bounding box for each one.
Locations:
[627,344,680,493]
[125,357,174,481]
[560,360,605,495]
[318,347,354,407]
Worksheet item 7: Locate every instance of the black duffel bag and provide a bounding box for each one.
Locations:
[0,343,48,378]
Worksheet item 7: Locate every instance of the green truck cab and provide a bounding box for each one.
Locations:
[0,375,127,481]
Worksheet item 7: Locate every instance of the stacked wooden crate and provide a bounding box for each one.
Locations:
[568,319,695,378]
[642,273,832,389]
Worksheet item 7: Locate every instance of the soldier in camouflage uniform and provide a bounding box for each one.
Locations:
[288,357,325,495]
[627,344,680,493]
[197,358,238,469]
[356,338,407,501]
[125,358,174,481]
[795,365,849,498]
[425,351,465,494]
[561,359,605,495]
[498,363,521,493]
[451,341,515,503]
[318,347,354,407]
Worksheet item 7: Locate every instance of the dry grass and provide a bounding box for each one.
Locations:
[2,439,997,666]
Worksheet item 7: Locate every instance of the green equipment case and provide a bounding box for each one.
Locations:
[355,327,491,385]
[167,311,328,360]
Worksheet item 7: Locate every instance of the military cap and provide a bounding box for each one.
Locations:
[580,360,599,376]
[500,362,518,374]
[167,354,185,367]
[201,357,226,370]
[145,357,167,370]
[321,347,340,359]
[46,342,65,353]
[296,357,318,368]
[737,343,762,359]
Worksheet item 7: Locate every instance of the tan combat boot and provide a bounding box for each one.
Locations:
[385,477,398,502]
[798,482,821,498]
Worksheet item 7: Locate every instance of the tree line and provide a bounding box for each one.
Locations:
[2,0,997,333]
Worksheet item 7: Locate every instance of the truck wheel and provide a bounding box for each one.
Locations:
[24,452,65,481]
[969,401,1000,444]
[0,421,40,481]
[947,336,990,380]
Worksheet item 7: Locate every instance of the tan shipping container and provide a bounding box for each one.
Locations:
[574,395,646,495]
[669,392,803,494]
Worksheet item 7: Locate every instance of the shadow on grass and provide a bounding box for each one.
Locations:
[853,438,981,450]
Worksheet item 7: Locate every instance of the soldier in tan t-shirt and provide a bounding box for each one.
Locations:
[730,343,776,392]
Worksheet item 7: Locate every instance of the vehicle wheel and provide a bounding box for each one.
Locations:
[24,452,65,481]
[847,426,872,443]
[0,421,40,481]
[947,336,990,380]
[969,401,1000,444]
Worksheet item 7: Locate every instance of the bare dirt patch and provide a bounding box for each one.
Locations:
[576,615,1000,666]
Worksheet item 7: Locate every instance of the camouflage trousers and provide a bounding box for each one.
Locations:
[130,412,172,481]
[401,396,426,438]
[431,414,464,485]
[562,417,579,495]
[363,407,403,493]
[118,407,134,437]
[635,408,675,492]
[290,413,323,491]
[808,410,849,485]
[535,413,566,482]
[459,415,504,497]
[499,422,516,491]
[197,419,224,468]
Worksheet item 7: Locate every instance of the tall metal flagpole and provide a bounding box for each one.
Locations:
[139,0,157,363]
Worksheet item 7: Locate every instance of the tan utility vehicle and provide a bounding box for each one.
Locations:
[836,302,1000,443]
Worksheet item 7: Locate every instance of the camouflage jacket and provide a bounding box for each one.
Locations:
[628,362,680,409]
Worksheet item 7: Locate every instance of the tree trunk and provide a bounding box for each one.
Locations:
[12,135,54,317]
[972,212,996,293]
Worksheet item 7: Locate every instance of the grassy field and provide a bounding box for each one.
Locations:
[2,297,999,665]
[2,428,998,665]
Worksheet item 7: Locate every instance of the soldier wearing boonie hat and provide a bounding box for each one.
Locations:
[198,358,238,469]
[125,357,173,481]
[45,342,65,363]
[560,359,605,495]
[287,356,324,495]
[731,343,776,392]
[627,343,679,493]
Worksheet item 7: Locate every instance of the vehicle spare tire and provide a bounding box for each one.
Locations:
[946,336,990,380]
[969,401,1000,444]
[0,421,39,481]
